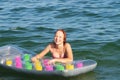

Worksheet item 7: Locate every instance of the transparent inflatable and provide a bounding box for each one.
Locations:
[0,45,97,77]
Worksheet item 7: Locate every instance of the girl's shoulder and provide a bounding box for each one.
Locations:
[49,42,55,48]
[65,43,71,47]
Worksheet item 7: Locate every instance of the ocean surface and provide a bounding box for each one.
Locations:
[0,0,120,80]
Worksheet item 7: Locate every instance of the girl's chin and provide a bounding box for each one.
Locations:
[55,42,61,45]
[55,43,60,45]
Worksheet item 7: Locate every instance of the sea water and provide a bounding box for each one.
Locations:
[0,0,120,80]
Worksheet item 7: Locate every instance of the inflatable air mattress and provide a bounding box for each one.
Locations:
[0,45,97,77]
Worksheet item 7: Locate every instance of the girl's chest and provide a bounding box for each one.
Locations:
[50,48,65,58]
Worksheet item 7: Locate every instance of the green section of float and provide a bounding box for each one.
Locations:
[23,54,30,61]
[24,62,32,70]
[55,64,65,71]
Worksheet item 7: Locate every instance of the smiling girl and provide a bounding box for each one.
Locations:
[31,29,73,64]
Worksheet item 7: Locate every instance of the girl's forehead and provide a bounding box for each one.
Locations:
[56,31,64,35]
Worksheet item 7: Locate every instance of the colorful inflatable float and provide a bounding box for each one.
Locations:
[0,45,97,77]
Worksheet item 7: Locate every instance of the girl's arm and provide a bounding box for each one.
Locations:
[31,44,50,62]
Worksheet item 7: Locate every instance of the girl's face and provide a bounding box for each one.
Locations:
[54,31,64,45]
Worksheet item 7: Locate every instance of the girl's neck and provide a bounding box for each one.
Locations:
[55,43,64,49]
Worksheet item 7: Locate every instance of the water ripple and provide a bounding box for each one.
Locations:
[0,0,120,80]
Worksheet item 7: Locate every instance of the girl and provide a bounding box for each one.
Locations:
[31,29,73,64]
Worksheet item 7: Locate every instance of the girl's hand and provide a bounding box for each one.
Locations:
[48,59,56,65]
[31,56,38,62]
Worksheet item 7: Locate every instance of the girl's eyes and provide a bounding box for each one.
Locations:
[55,36,62,38]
